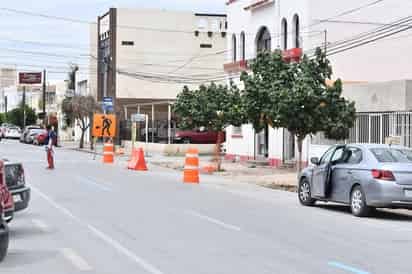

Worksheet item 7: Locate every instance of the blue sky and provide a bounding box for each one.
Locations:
[0,0,225,81]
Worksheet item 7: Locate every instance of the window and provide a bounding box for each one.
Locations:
[281,18,288,50]
[292,14,300,48]
[256,27,271,53]
[200,44,212,48]
[345,147,363,164]
[121,41,134,46]
[232,34,237,62]
[240,31,246,60]
[331,147,344,163]
[371,148,412,163]
[320,147,336,165]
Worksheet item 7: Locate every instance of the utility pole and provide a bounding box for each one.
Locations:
[4,96,7,114]
[42,69,46,125]
[324,29,328,55]
[22,86,26,129]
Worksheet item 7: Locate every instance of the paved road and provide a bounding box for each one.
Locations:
[2,140,412,274]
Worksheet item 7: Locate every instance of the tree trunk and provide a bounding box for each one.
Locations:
[79,118,86,149]
[215,131,224,171]
[296,137,304,173]
[79,129,85,149]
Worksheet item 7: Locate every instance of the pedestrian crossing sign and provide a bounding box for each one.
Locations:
[92,114,116,137]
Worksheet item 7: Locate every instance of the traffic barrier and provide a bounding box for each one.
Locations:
[184,148,199,184]
[128,148,148,171]
[103,141,114,164]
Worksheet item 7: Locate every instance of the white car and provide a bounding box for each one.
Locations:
[4,127,21,139]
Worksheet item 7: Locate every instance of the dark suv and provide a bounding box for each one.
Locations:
[4,161,30,213]
[0,160,10,262]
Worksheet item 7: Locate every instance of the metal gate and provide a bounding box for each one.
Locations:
[313,112,412,148]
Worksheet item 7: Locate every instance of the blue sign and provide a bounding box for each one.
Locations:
[103,97,113,112]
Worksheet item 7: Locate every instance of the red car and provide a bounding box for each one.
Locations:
[174,129,225,144]
[0,160,11,262]
[33,130,48,146]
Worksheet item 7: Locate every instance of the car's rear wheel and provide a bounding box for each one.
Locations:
[298,178,316,206]
[350,186,372,217]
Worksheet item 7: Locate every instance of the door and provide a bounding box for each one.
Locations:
[312,146,345,198]
[330,147,364,203]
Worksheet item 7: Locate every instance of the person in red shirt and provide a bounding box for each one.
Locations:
[45,125,57,170]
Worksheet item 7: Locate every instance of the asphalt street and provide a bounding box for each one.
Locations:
[1,140,412,274]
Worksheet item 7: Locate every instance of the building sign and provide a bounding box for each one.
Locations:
[18,72,42,84]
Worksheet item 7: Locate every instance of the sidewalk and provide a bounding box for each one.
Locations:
[150,155,298,192]
[60,141,298,192]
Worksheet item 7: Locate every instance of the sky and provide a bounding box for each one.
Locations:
[0,0,225,82]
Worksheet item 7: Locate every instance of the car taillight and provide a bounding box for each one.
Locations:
[372,169,395,181]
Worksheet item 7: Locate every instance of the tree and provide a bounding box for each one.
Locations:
[269,48,356,171]
[240,48,355,171]
[7,105,37,128]
[68,64,79,91]
[173,82,246,170]
[0,113,5,125]
[62,95,100,149]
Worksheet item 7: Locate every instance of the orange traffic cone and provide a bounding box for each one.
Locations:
[128,148,148,171]
[103,141,114,164]
[184,148,199,184]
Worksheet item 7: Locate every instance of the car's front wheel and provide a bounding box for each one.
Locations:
[350,186,372,217]
[298,178,316,206]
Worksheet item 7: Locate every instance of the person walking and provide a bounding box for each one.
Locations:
[45,125,57,170]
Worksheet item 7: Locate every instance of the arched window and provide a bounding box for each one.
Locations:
[256,27,271,53]
[281,18,288,50]
[293,14,300,48]
[240,31,246,60]
[232,34,237,62]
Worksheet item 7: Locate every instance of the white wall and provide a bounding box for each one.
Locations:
[114,8,227,100]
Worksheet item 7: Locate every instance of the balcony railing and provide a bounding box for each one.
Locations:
[223,48,303,73]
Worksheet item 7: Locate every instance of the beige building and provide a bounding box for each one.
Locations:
[90,8,227,124]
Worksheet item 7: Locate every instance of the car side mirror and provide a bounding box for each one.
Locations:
[310,157,320,165]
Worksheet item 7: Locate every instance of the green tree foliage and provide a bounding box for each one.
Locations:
[61,95,100,148]
[173,82,246,131]
[0,113,5,125]
[6,105,37,128]
[241,48,356,171]
[173,82,246,170]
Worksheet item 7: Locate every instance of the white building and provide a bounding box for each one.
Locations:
[224,0,412,167]
[91,8,228,121]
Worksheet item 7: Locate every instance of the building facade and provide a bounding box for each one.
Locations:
[91,8,228,120]
[224,0,412,167]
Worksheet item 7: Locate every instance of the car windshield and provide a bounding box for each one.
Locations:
[370,147,412,163]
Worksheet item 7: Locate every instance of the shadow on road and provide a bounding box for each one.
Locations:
[315,203,412,221]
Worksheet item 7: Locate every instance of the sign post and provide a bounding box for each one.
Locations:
[131,114,146,149]
[19,72,42,128]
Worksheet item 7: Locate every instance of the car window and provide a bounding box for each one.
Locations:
[370,148,412,163]
[331,147,344,162]
[320,147,336,165]
[345,147,363,164]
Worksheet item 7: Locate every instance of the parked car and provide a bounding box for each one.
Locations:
[0,123,14,138]
[174,129,225,144]
[33,130,48,146]
[0,160,11,262]
[4,127,21,139]
[25,129,45,144]
[299,144,412,217]
[4,161,30,212]
[20,125,41,143]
